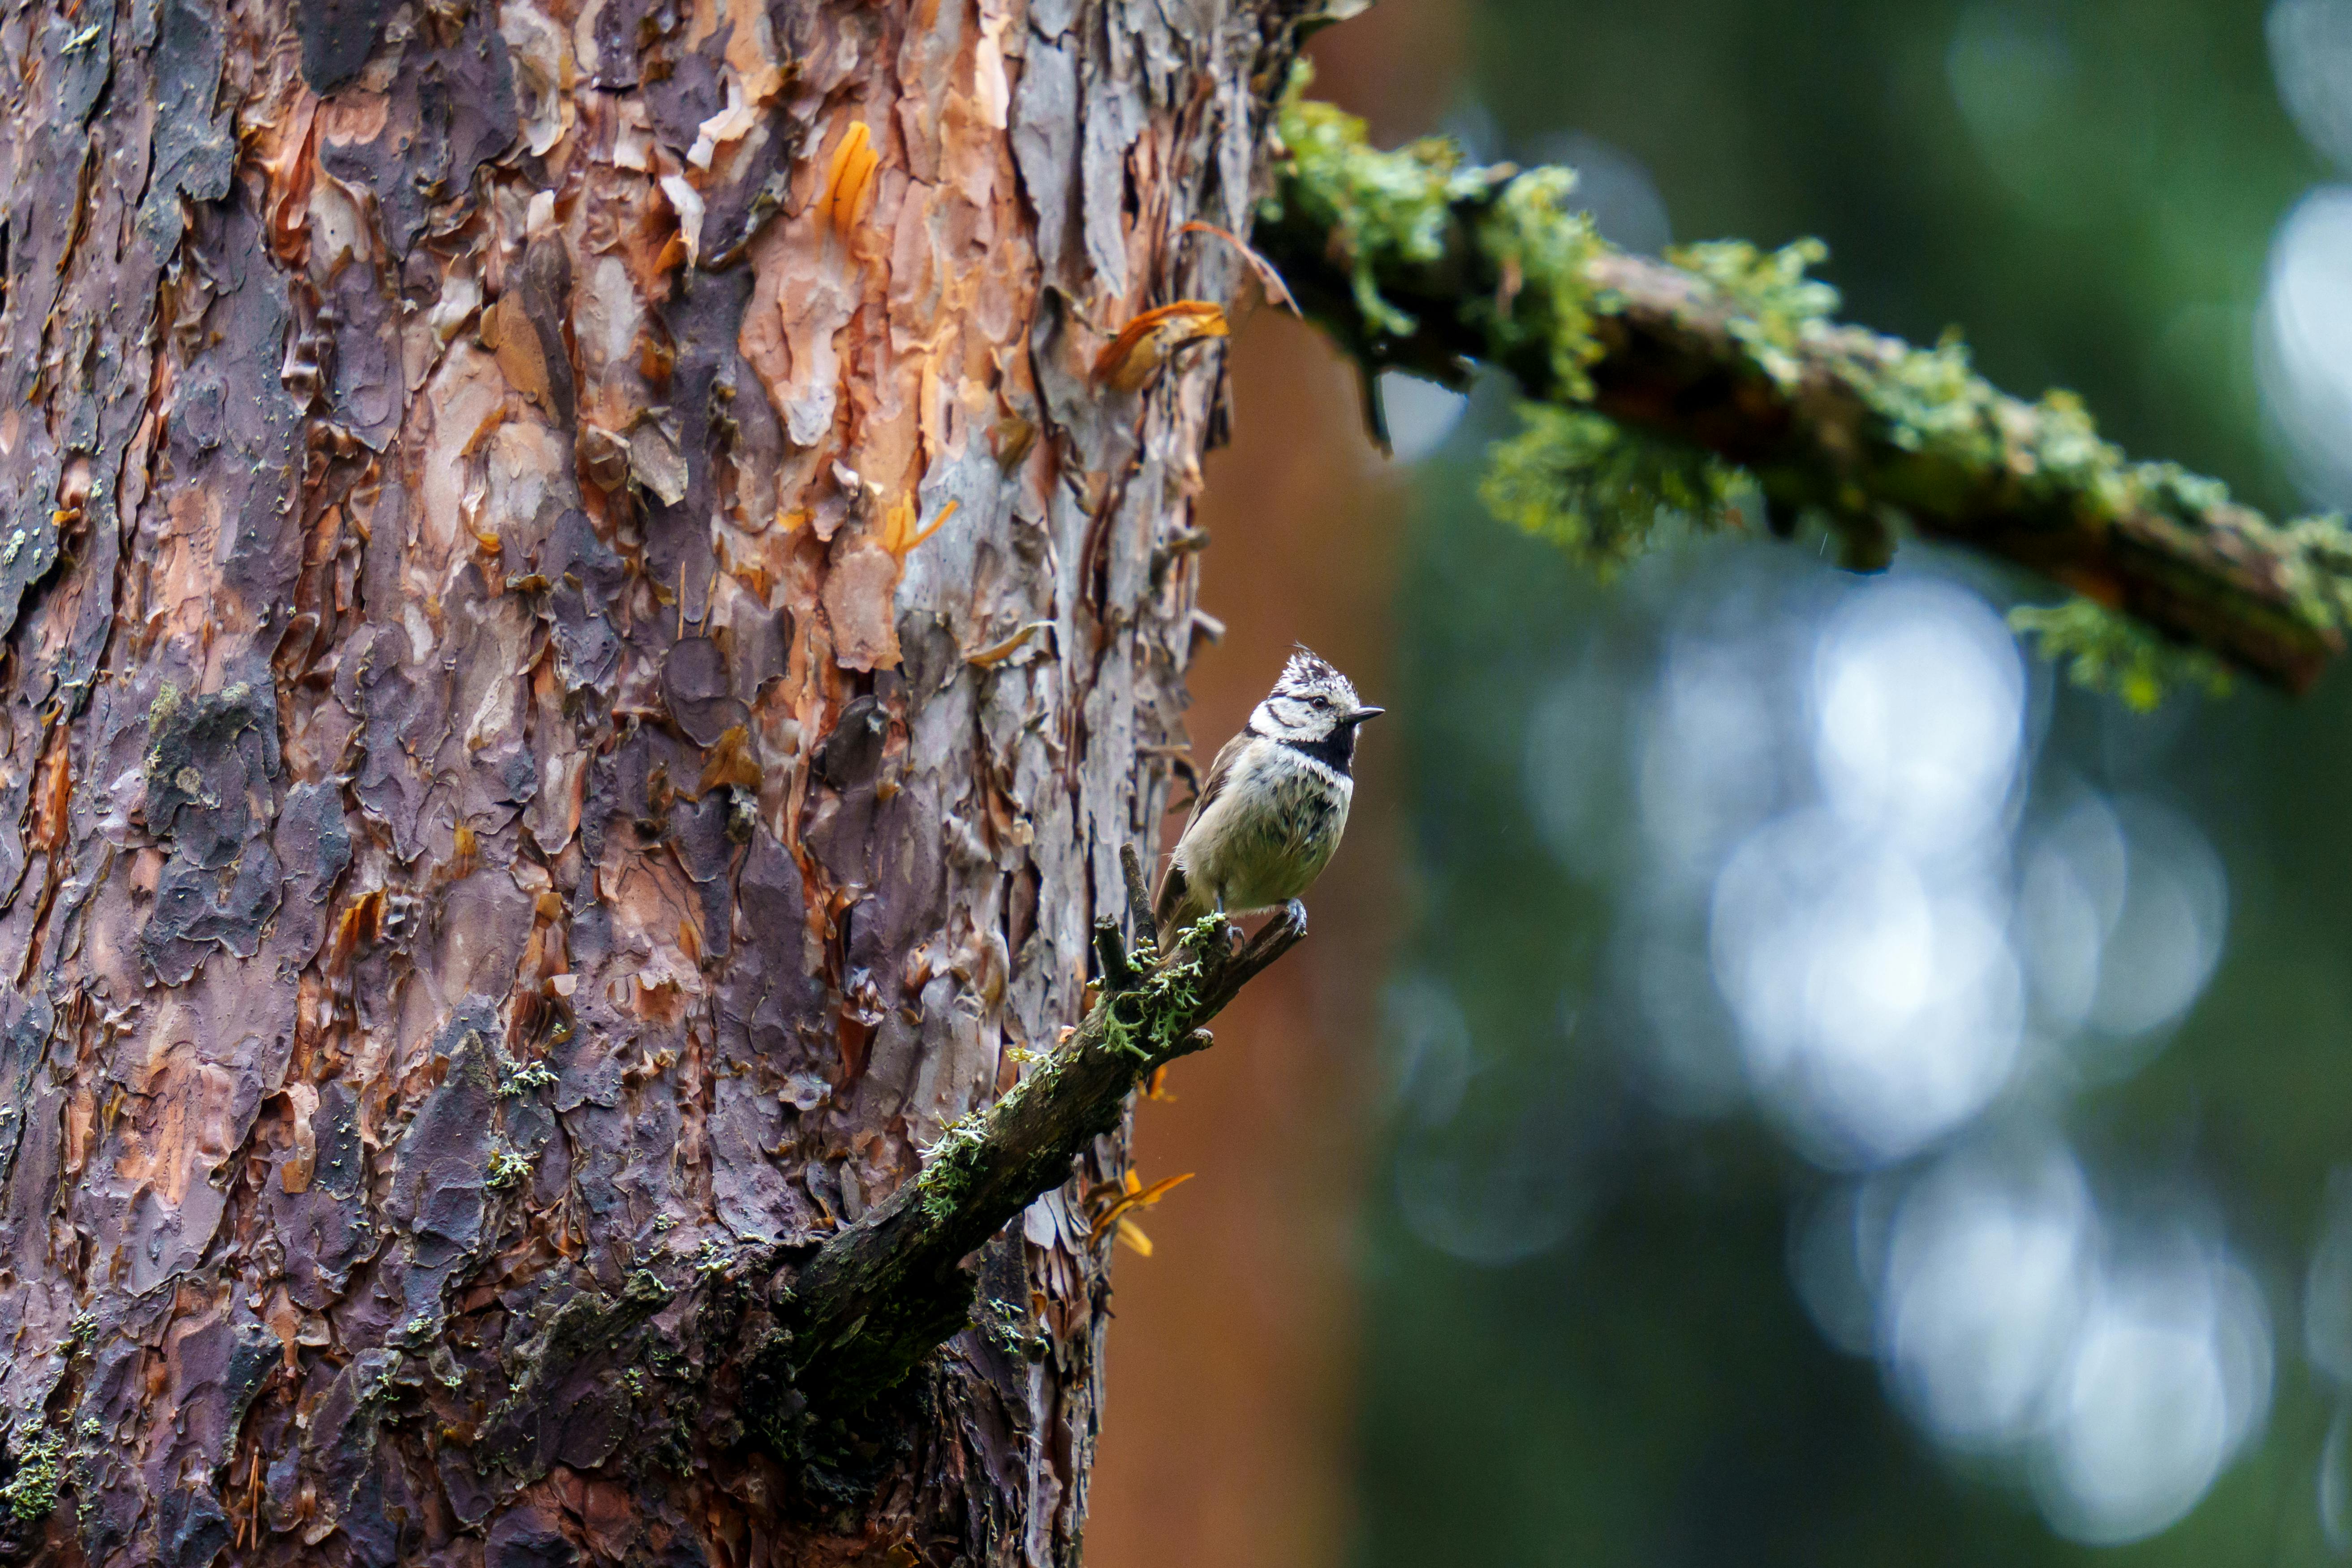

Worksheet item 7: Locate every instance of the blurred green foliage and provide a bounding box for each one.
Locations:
[1477,405,1736,573]
[1356,1,2352,1564]
[2010,599,2234,712]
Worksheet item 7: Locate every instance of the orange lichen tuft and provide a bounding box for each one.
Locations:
[1086,1167,1194,1244]
[818,121,881,241]
[1090,301,1229,392]
[879,495,957,559]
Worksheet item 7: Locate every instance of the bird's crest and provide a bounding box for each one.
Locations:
[1276,646,1341,693]
[1251,646,1366,742]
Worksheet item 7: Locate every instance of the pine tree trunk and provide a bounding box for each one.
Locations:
[0,0,1305,1559]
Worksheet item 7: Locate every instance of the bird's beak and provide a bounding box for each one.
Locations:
[1350,706,1385,722]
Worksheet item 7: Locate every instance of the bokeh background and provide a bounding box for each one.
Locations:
[1090,1,2352,1563]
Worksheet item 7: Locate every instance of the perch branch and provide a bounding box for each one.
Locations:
[1254,94,2352,693]
[749,846,1303,1430]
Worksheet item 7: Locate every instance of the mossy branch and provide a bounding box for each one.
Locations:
[1254,90,2352,694]
[748,846,1303,1430]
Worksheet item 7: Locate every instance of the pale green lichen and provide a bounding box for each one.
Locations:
[0,1422,65,1528]
[486,1144,533,1190]
[1669,237,1840,389]
[1465,166,1608,401]
[2287,513,2352,628]
[1862,330,2004,465]
[1270,80,1496,343]
[918,1111,994,1230]
[2010,599,2231,711]
[495,1059,558,1097]
[1099,918,1219,1063]
[1272,86,1721,575]
[2020,392,2130,510]
[1479,405,1738,573]
[1271,72,1606,386]
[1667,240,2129,512]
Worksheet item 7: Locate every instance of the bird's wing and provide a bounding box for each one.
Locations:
[1154,730,1248,930]
[1179,730,1246,837]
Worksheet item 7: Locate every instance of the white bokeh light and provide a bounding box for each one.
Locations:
[2087,801,2227,1042]
[2015,795,2228,1065]
[1386,974,1582,1267]
[1948,7,2075,156]
[1714,818,2025,1166]
[2257,186,2352,506]
[1393,1121,1583,1268]
[1502,553,2253,1543]
[2034,1252,2272,1545]
[2038,1313,2231,1542]
[1383,972,1474,1130]
[1859,1144,2274,1542]
[1525,662,1626,882]
[1708,579,2029,1166]
[1881,1143,2095,1447]
[2269,0,2352,171]
[1811,580,2025,853]
[2323,1404,2352,1553]
[2303,1169,2352,1387]
[2016,796,2128,1034]
[1944,4,2155,224]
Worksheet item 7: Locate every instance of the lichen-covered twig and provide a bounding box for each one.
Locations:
[747,846,1303,1429]
[1254,91,2352,694]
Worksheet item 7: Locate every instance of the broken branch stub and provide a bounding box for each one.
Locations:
[753,846,1303,1427]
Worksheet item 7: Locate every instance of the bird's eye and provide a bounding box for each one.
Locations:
[1309,696,1328,710]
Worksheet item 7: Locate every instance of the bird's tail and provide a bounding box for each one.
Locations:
[1152,862,1203,948]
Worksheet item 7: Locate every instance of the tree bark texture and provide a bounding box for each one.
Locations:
[0,0,1300,1560]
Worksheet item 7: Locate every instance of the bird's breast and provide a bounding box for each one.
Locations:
[1203,745,1352,907]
